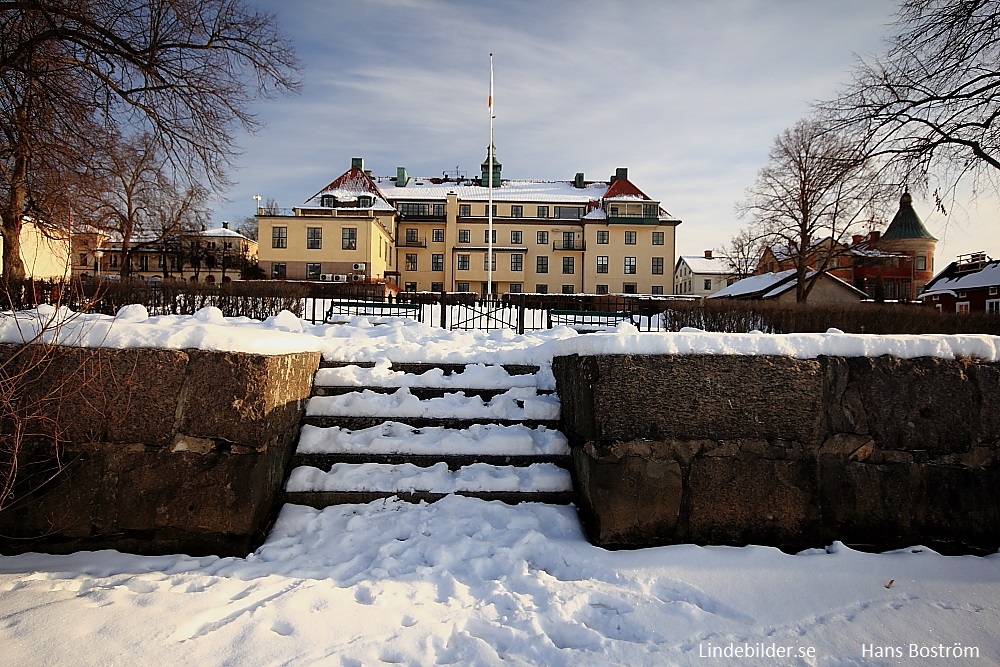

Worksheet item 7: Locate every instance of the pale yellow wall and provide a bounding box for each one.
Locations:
[0,221,71,279]
[580,222,677,295]
[257,210,393,280]
[773,276,863,304]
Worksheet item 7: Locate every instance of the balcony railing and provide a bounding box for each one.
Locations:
[398,237,428,248]
[552,240,586,251]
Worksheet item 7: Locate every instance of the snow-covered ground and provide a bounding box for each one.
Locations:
[2,306,999,665]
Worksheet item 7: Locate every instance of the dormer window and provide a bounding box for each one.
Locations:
[320,194,335,207]
[358,195,373,208]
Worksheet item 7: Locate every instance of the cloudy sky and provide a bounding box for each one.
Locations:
[213,0,994,262]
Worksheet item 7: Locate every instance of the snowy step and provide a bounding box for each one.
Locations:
[319,360,541,376]
[283,461,575,506]
[303,387,561,430]
[312,361,554,399]
[311,385,554,400]
[292,422,571,470]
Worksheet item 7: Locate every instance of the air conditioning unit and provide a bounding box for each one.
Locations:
[351,274,363,282]
[332,274,348,282]
[319,273,334,281]
[352,262,367,272]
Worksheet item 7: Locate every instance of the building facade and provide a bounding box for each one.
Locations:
[673,250,737,296]
[919,252,1000,313]
[72,223,258,283]
[256,156,681,295]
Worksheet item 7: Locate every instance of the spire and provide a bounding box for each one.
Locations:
[881,192,937,241]
[480,143,501,187]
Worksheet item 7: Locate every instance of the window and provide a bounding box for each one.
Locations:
[990,286,998,295]
[404,282,417,291]
[431,282,443,292]
[562,231,575,249]
[510,230,523,244]
[987,299,1000,313]
[484,253,496,271]
[306,263,321,279]
[915,255,926,271]
[157,255,164,268]
[562,284,575,294]
[704,279,713,290]
[342,228,357,250]
[651,285,664,295]
[110,254,119,268]
[458,229,471,244]
[643,203,658,218]
[511,253,523,272]
[597,256,609,274]
[511,205,523,218]
[271,226,287,249]
[405,228,419,244]
[432,203,444,216]
[536,256,549,273]
[652,257,664,275]
[399,203,429,216]
[486,204,497,216]
[509,283,523,293]
[623,283,637,294]
[536,231,549,245]
[459,204,471,217]
[405,254,418,271]
[79,253,89,266]
[457,254,470,270]
[432,228,445,243]
[431,254,444,271]
[535,284,548,293]
[652,231,664,245]
[138,255,149,271]
[596,284,609,295]
[271,263,286,279]
[624,257,637,274]
[554,206,581,219]
[537,206,549,218]
[457,282,470,292]
[307,227,322,249]
[957,302,971,314]
[624,231,637,245]
[597,230,609,245]
[484,229,497,243]
[562,256,575,274]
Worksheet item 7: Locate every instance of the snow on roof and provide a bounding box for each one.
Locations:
[376,179,606,204]
[919,260,1000,298]
[680,256,731,275]
[199,227,251,240]
[709,270,796,299]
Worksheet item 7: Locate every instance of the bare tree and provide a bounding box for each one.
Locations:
[718,226,765,280]
[739,119,888,302]
[825,0,1000,202]
[78,133,208,279]
[0,0,300,279]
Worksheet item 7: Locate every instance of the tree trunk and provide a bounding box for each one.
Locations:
[1,152,29,281]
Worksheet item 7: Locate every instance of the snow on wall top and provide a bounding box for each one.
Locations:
[375,179,606,203]
[2,305,998,363]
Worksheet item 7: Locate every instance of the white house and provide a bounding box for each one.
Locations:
[673,250,736,297]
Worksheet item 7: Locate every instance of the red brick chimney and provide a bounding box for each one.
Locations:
[852,235,863,245]
[704,250,713,259]
[869,230,881,243]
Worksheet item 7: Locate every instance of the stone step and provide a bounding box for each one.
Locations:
[284,461,575,507]
[284,489,576,507]
[302,416,561,430]
[311,385,555,400]
[318,360,540,376]
[292,451,572,471]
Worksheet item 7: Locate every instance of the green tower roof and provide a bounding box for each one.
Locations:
[882,193,937,241]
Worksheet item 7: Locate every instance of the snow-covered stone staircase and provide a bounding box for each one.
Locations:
[283,359,575,507]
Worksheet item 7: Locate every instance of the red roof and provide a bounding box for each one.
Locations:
[309,168,383,200]
[601,177,652,201]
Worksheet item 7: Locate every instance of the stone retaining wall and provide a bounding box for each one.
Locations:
[0,344,320,556]
[553,354,1000,554]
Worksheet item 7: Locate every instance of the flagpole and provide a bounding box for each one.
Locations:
[487,53,494,300]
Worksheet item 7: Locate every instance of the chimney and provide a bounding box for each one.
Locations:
[869,230,881,244]
[222,221,229,230]
[613,167,628,182]
[704,249,713,259]
[852,234,863,245]
[574,172,585,188]
[396,166,408,187]
[351,157,364,171]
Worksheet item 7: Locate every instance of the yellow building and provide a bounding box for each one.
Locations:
[72,223,258,283]
[258,156,681,295]
[0,220,71,280]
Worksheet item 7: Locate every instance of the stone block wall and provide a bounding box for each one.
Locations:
[0,344,320,556]
[554,353,1000,554]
